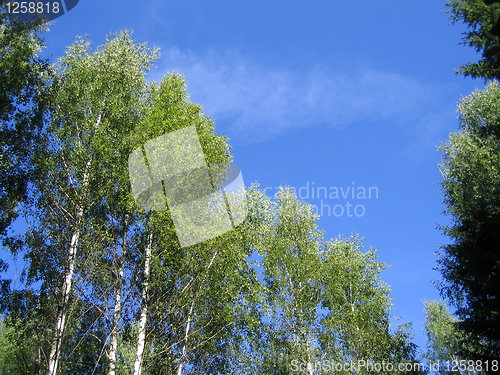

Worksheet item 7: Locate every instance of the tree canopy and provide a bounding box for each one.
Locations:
[0,26,426,374]
[437,81,500,364]
[0,7,50,235]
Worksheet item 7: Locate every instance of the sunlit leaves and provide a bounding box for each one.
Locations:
[437,81,500,362]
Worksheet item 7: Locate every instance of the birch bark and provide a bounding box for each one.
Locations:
[107,222,127,375]
[47,155,94,375]
[133,232,153,375]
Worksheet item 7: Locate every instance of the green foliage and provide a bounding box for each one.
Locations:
[235,186,426,375]
[423,300,468,375]
[2,29,161,373]
[446,0,500,79]
[0,27,425,374]
[0,7,50,235]
[0,12,53,370]
[437,81,500,363]
[0,314,40,375]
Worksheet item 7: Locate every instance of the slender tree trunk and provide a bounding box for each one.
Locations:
[48,159,92,374]
[48,219,81,374]
[107,262,124,375]
[133,233,153,375]
[177,300,195,375]
[107,228,127,375]
[176,249,218,374]
[47,112,101,374]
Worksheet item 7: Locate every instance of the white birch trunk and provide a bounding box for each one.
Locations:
[177,300,195,375]
[176,249,218,374]
[48,158,92,375]
[133,233,153,375]
[47,222,80,374]
[107,219,128,375]
[47,112,101,375]
[107,256,124,375]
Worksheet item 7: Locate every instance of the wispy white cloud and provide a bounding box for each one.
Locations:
[154,47,453,143]
[403,104,459,162]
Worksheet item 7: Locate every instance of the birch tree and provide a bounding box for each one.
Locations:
[0,25,431,374]
[126,72,255,375]
[236,186,425,374]
[15,30,158,374]
[423,300,474,375]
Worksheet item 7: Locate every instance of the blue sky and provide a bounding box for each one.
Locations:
[11,0,491,355]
